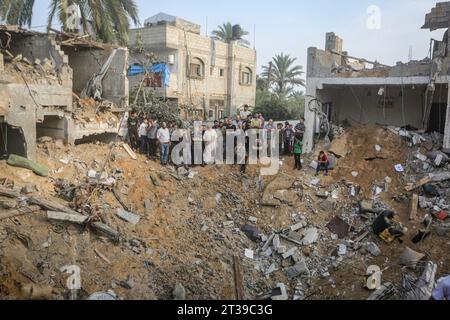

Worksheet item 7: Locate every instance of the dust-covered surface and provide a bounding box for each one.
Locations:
[0,125,449,300]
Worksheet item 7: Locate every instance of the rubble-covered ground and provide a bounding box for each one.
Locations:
[0,125,449,300]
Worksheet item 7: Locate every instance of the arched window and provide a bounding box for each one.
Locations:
[241,67,252,85]
[190,57,205,78]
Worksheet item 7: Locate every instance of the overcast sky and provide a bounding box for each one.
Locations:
[30,0,446,72]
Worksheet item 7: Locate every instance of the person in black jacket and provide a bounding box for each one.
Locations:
[127,111,139,150]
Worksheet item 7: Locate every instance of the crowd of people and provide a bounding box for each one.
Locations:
[125,105,330,175]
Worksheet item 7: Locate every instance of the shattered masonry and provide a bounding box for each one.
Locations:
[0,26,129,160]
[127,13,257,121]
[304,3,450,154]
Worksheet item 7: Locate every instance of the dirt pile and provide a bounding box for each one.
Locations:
[328,125,407,198]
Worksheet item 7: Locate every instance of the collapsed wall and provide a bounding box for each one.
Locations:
[305,29,450,154]
[0,26,129,160]
[0,27,73,160]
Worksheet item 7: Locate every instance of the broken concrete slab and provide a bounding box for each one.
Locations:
[366,242,381,257]
[47,211,88,224]
[282,247,298,259]
[429,172,450,182]
[300,228,319,245]
[264,263,279,276]
[319,200,335,212]
[244,249,254,260]
[359,200,376,214]
[284,259,310,279]
[115,208,141,225]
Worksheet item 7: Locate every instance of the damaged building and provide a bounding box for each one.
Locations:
[304,3,450,154]
[0,25,129,160]
[127,13,257,121]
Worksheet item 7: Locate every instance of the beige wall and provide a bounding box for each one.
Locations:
[129,25,256,119]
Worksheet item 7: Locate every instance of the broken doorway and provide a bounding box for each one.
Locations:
[0,123,27,159]
[428,103,447,134]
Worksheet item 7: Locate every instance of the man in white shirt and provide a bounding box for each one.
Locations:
[138,118,149,154]
[240,104,252,120]
[203,123,218,165]
[157,122,171,166]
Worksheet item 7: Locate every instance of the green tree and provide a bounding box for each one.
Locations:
[261,53,305,96]
[0,0,139,45]
[255,85,305,121]
[211,22,250,47]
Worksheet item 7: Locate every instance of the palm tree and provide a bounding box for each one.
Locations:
[261,53,305,96]
[211,22,250,47]
[0,0,35,27]
[0,0,139,45]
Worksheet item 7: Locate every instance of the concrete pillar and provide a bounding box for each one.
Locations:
[444,86,450,153]
[304,79,318,154]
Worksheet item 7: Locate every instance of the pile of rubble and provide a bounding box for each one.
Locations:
[0,124,448,300]
[1,50,61,85]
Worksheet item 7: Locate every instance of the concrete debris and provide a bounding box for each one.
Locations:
[244,249,254,260]
[115,208,141,225]
[271,283,288,300]
[326,216,350,239]
[366,265,382,290]
[366,242,381,257]
[399,247,426,268]
[300,228,319,245]
[337,244,347,256]
[282,247,298,259]
[401,262,437,300]
[285,259,310,279]
[173,283,186,300]
[264,263,279,276]
[248,216,258,224]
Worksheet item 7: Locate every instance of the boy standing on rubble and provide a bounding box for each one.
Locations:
[316,151,329,176]
[293,133,303,170]
[127,111,139,150]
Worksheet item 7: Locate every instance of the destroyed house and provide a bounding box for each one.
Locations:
[0,26,129,160]
[304,4,450,154]
[128,13,257,121]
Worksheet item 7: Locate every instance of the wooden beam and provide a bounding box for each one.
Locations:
[122,143,137,160]
[233,255,245,300]
[47,211,88,224]
[0,206,40,220]
[409,194,419,221]
[0,186,21,198]
[405,176,431,192]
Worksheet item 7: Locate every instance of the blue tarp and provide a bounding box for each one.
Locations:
[128,63,171,88]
